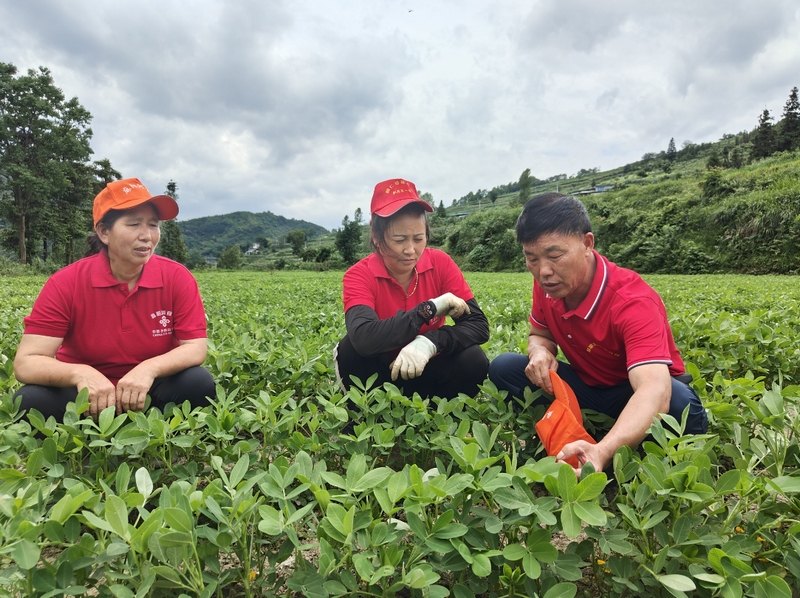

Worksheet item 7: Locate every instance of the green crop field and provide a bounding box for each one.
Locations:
[1,271,800,597]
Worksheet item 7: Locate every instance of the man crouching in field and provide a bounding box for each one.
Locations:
[489,192,708,474]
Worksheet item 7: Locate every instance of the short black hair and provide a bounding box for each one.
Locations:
[370,202,430,253]
[515,192,592,244]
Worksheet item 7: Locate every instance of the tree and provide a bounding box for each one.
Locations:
[706,149,722,169]
[92,158,121,188]
[217,245,243,269]
[666,137,677,162]
[335,208,363,265]
[518,168,532,205]
[436,200,446,218]
[185,248,206,270]
[489,189,499,205]
[255,236,272,252]
[157,180,189,264]
[751,108,775,160]
[778,86,800,152]
[286,229,307,255]
[0,63,95,264]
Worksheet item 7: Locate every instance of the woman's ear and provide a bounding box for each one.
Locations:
[96,223,109,245]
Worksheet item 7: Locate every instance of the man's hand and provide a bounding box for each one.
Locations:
[557,440,612,475]
[525,345,558,394]
[74,365,117,420]
[431,293,470,319]
[116,362,157,414]
[390,335,437,381]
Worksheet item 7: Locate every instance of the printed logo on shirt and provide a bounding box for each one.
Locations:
[150,309,173,337]
[586,342,620,357]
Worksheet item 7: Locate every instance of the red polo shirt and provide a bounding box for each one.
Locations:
[343,248,474,335]
[529,251,684,387]
[23,252,207,384]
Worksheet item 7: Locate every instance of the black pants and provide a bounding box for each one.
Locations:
[334,335,489,399]
[13,366,216,422]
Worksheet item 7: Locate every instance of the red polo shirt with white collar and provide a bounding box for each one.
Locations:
[343,248,474,335]
[23,252,207,384]
[529,250,684,387]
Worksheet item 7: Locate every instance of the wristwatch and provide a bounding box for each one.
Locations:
[418,300,436,322]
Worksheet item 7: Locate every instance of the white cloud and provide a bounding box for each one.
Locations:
[1,0,799,228]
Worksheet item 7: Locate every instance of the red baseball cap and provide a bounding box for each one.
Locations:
[370,178,433,217]
[93,178,179,226]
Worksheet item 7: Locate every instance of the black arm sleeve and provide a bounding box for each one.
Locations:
[344,303,431,356]
[344,298,490,357]
[422,298,489,355]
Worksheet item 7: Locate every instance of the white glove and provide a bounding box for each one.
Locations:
[390,335,437,381]
[431,293,470,319]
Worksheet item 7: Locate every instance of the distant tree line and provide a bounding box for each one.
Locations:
[0,62,196,268]
[0,62,123,265]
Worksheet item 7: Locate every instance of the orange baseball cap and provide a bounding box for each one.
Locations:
[370,178,433,218]
[93,178,179,226]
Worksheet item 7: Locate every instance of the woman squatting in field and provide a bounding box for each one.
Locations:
[334,178,490,399]
[13,178,215,422]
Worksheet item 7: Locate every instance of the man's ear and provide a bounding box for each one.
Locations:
[583,232,595,251]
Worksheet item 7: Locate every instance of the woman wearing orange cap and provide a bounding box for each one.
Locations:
[334,178,489,400]
[13,178,215,422]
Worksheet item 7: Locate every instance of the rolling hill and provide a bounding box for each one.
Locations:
[178,211,328,256]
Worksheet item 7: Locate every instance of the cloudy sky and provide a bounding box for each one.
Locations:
[2,1,799,230]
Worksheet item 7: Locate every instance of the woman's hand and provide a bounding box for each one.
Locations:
[115,362,157,414]
[390,335,437,380]
[73,365,117,420]
[431,293,471,318]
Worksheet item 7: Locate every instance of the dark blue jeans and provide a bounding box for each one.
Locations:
[488,353,708,435]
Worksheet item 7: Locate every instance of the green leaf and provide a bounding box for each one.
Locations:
[49,490,94,525]
[502,544,528,561]
[560,503,582,539]
[572,472,607,502]
[109,584,135,598]
[572,501,607,526]
[324,503,348,535]
[473,421,491,453]
[522,553,542,579]
[257,505,284,535]
[150,565,183,585]
[430,509,454,533]
[164,507,193,534]
[105,495,131,541]
[433,523,468,539]
[493,486,531,510]
[768,476,800,494]
[115,462,131,494]
[405,511,427,540]
[135,468,153,499]
[350,467,393,492]
[352,553,374,582]
[452,584,476,598]
[658,574,696,592]
[754,575,791,598]
[556,464,577,500]
[471,553,492,577]
[81,510,115,533]
[387,471,408,503]
[10,539,41,570]
[229,455,249,488]
[543,582,578,598]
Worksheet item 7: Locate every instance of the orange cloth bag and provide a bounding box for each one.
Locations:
[534,370,596,467]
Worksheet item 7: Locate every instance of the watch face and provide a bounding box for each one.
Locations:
[420,302,434,319]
